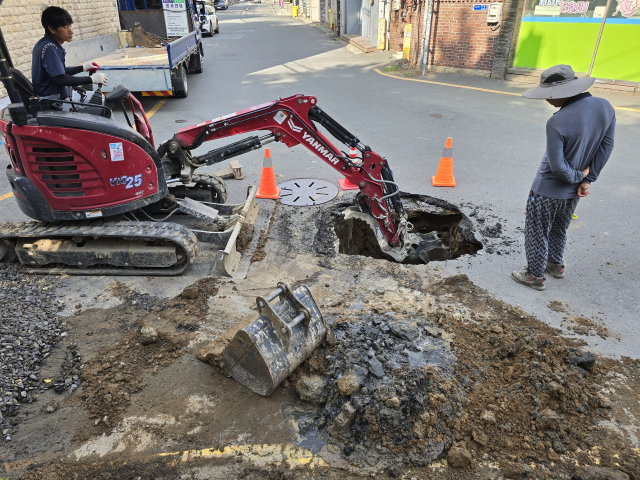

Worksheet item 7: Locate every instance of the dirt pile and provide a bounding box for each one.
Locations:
[287,274,638,477]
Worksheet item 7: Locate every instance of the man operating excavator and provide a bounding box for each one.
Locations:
[31,6,108,101]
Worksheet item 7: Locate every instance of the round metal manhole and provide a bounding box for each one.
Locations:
[278,179,338,206]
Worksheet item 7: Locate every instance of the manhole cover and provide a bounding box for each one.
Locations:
[279,179,338,206]
[175,119,187,123]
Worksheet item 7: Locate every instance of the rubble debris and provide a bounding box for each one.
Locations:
[447,445,472,468]
[139,325,159,345]
[296,375,327,405]
[43,400,58,413]
[575,465,631,480]
[536,408,561,431]
[501,460,527,478]
[568,349,597,370]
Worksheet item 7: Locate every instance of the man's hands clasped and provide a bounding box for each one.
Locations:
[578,165,590,197]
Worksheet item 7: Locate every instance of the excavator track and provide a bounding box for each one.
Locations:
[0,220,198,276]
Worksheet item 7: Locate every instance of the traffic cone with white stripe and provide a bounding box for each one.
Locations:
[432,137,456,187]
[255,148,281,199]
[338,146,360,191]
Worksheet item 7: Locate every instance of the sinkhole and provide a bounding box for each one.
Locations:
[333,193,482,264]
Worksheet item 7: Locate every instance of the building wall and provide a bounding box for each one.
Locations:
[429,0,501,73]
[389,0,425,66]
[388,0,508,75]
[0,0,121,97]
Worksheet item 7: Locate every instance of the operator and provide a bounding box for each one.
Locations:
[511,64,615,291]
[31,6,107,100]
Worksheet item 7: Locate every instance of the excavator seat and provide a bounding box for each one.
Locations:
[10,68,36,113]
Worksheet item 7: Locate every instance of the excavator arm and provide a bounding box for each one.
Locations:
[159,94,406,249]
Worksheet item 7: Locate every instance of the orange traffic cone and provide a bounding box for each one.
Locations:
[255,148,281,199]
[432,137,456,187]
[338,146,360,191]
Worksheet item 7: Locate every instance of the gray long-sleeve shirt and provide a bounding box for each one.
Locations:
[531,92,616,200]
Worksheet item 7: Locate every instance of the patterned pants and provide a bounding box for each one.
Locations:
[525,191,580,277]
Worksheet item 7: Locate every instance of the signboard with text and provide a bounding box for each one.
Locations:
[164,10,190,36]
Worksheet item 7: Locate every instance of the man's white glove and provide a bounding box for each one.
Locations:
[83,61,99,72]
[91,72,108,85]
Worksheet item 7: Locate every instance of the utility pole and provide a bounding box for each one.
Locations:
[419,0,433,76]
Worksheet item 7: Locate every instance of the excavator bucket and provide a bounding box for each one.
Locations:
[220,283,325,396]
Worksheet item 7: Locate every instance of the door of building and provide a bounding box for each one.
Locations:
[360,0,370,37]
[346,0,360,33]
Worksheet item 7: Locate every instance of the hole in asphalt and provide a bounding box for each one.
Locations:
[333,193,482,264]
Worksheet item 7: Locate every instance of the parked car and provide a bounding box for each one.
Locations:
[213,0,229,10]
[197,0,219,35]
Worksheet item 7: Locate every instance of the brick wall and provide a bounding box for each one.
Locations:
[429,0,501,72]
[389,0,504,74]
[389,0,425,65]
[0,0,120,97]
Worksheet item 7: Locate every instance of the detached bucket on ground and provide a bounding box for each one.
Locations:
[220,283,325,396]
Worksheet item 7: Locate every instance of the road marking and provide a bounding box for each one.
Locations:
[158,443,328,468]
[146,98,168,119]
[0,192,13,201]
[374,68,522,96]
[614,106,640,113]
[374,68,640,112]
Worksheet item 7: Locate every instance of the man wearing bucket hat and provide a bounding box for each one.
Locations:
[511,64,616,291]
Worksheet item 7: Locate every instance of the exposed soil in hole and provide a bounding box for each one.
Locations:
[333,193,482,264]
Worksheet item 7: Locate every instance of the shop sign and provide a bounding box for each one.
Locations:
[537,0,588,13]
[162,0,186,11]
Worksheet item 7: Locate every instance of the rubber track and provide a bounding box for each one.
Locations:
[191,173,229,204]
[0,220,198,276]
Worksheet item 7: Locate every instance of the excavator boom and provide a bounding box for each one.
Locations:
[160,94,405,248]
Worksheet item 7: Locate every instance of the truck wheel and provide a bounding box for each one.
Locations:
[190,50,204,74]
[172,64,188,98]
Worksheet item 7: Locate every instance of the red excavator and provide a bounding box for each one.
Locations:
[0,11,448,276]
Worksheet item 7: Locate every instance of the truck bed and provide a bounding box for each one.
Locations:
[91,47,170,67]
[85,32,200,95]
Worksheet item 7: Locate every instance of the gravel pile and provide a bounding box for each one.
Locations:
[0,264,64,440]
[47,343,83,395]
[293,312,464,469]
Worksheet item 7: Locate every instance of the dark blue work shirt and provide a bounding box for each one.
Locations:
[31,35,67,99]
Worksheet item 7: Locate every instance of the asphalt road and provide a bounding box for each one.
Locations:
[1,0,639,357]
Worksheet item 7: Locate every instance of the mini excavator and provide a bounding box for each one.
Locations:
[0,6,448,276]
